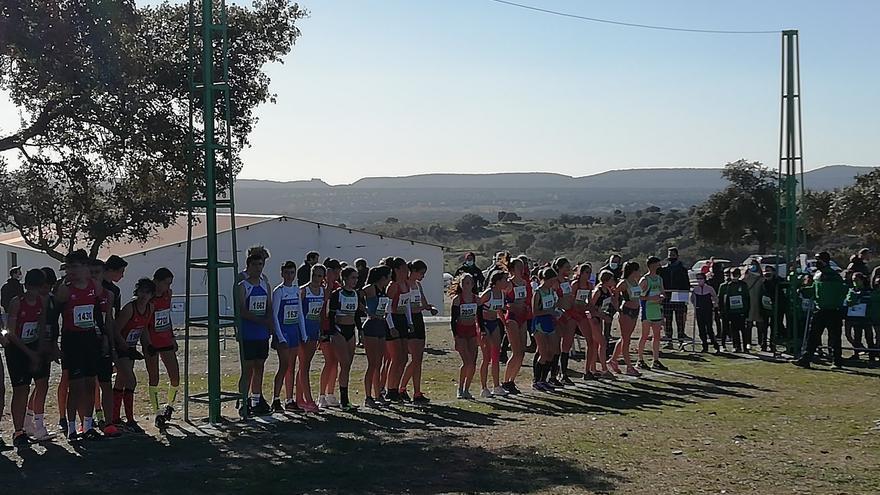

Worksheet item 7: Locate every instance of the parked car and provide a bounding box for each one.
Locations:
[804,259,842,274]
[741,254,787,275]
[688,259,731,286]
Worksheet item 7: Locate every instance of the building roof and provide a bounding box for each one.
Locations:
[0,213,444,258]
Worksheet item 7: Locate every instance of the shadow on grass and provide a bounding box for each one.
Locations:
[3,416,625,495]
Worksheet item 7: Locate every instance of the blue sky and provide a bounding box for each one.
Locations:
[2,1,878,184]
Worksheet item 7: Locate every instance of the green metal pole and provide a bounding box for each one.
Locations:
[202,0,222,424]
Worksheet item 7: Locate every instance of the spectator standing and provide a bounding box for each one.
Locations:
[742,259,765,352]
[848,248,871,277]
[598,254,623,342]
[297,251,320,287]
[658,247,689,346]
[454,252,485,292]
[1,266,24,316]
[354,258,368,290]
[793,252,848,369]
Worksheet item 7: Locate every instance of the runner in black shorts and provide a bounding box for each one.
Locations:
[4,269,50,446]
[327,266,363,411]
[382,257,410,402]
[89,259,121,437]
[400,260,438,405]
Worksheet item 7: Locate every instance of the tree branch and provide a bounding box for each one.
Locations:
[0,97,68,152]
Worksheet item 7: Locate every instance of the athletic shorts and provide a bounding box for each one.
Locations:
[481,319,499,335]
[61,330,99,379]
[335,324,356,342]
[391,313,411,340]
[5,344,50,387]
[271,326,301,350]
[533,315,555,334]
[410,312,426,340]
[453,322,479,339]
[567,308,589,321]
[242,339,269,361]
[620,305,640,320]
[503,309,529,326]
[96,353,113,383]
[363,318,387,339]
[148,329,175,350]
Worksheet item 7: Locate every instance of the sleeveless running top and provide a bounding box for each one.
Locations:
[240,279,270,341]
[150,291,175,348]
[623,279,642,305]
[365,286,391,318]
[455,293,479,333]
[483,289,504,319]
[273,284,304,340]
[644,275,663,320]
[302,285,325,335]
[62,280,102,333]
[409,283,423,313]
[332,288,359,320]
[15,295,44,344]
[121,301,152,347]
[594,286,613,317]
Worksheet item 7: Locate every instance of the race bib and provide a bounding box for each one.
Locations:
[126,327,143,346]
[154,309,172,332]
[848,303,867,318]
[601,297,612,311]
[73,305,95,329]
[488,298,503,311]
[376,297,390,317]
[671,291,689,303]
[630,285,642,298]
[460,303,477,320]
[514,285,527,301]
[21,322,39,343]
[729,295,744,310]
[340,294,358,313]
[398,293,410,309]
[559,282,572,296]
[249,295,267,316]
[575,289,590,303]
[307,301,322,320]
[410,292,422,309]
[762,295,773,310]
[283,304,300,325]
[541,292,555,310]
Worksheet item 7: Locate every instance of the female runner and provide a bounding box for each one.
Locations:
[383,257,411,402]
[145,268,180,427]
[400,260,437,405]
[318,259,342,409]
[271,261,306,412]
[112,278,155,431]
[570,263,594,380]
[361,265,391,408]
[326,266,362,411]
[587,270,617,378]
[478,271,510,398]
[552,257,575,386]
[608,261,642,376]
[450,273,479,399]
[637,256,668,370]
[532,267,560,391]
[299,264,326,412]
[500,258,531,395]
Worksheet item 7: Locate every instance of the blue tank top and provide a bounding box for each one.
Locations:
[274,284,302,334]
[365,287,391,318]
[302,286,325,335]
[241,280,269,341]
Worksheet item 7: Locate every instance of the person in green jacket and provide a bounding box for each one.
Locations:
[793,252,848,369]
[722,267,750,353]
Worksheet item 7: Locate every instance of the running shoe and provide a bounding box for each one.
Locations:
[317,395,329,409]
[492,386,509,396]
[81,428,103,440]
[636,360,649,369]
[285,400,300,412]
[155,413,168,428]
[384,389,399,402]
[600,370,616,380]
[500,382,515,394]
[162,405,175,421]
[480,388,493,398]
[461,390,475,400]
[508,383,522,395]
[582,372,596,381]
[125,420,145,434]
[340,402,359,413]
[548,377,563,388]
[651,361,668,371]
[32,424,53,441]
[411,393,430,405]
[456,389,465,399]
[325,395,341,408]
[102,424,122,438]
[59,417,68,432]
[271,398,285,413]
[790,359,811,369]
[561,376,575,387]
[252,399,271,416]
[67,429,80,442]
[364,397,379,409]
[13,433,30,448]
[606,361,621,374]
[625,367,642,377]
[398,391,412,403]
[301,401,320,413]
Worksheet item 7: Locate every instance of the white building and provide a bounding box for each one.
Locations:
[0,214,446,319]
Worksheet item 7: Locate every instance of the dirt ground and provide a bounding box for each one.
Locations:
[1,320,879,494]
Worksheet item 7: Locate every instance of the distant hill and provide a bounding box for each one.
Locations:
[234,165,874,225]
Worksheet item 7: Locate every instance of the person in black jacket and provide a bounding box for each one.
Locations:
[658,247,690,346]
[598,254,623,341]
[1,266,24,316]
[848,248,871,277]
[297,251,320,287]
[454,252,485,292]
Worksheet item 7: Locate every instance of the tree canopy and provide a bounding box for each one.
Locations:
[0,0,306,260]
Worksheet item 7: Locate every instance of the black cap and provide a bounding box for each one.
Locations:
[815,251,831,263]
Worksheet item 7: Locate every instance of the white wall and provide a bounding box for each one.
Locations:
[117,217,445,324]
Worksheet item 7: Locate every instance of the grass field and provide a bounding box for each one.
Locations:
[1,322,879,494]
